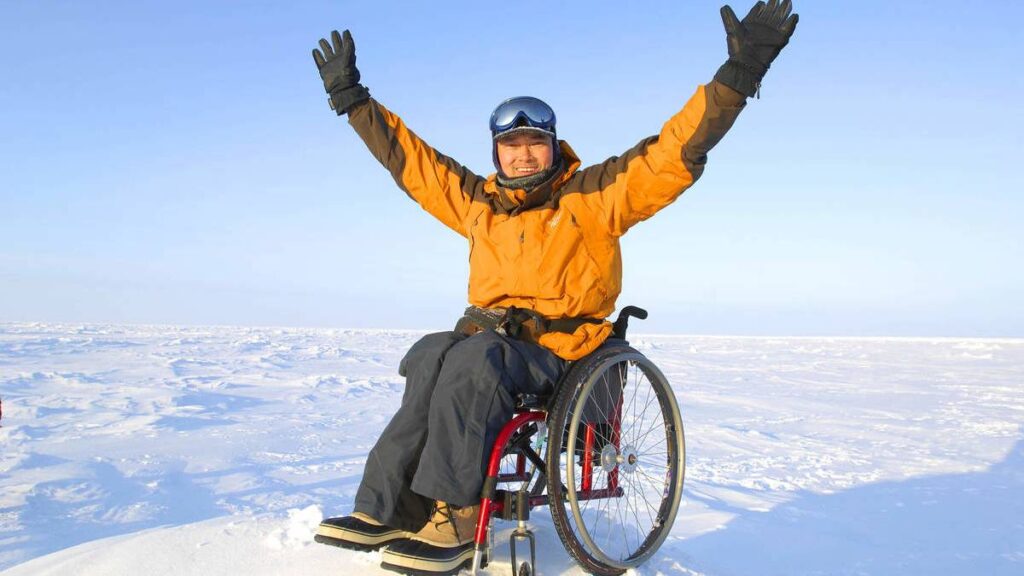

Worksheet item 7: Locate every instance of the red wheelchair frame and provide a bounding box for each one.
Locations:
[471,403,625,574]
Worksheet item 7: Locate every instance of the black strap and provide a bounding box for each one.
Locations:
[455,306,602,340]
[547,315,604,333]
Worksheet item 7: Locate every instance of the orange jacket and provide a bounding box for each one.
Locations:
[347,81,746,360]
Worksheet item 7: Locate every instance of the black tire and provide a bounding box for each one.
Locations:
[545,344,685,575]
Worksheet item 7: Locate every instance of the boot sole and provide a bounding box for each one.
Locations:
[315,524,412,551]
[380,542,477,575]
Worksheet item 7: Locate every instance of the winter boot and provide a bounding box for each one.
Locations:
[380,501,479,575]
[315,511,414,551]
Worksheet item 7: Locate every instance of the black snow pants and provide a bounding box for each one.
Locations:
[353,329,567,532]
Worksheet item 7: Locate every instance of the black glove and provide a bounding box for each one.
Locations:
[312,29,370,115]
[714,0,799,98]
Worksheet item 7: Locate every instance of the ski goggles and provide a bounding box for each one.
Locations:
[489,96,556,138]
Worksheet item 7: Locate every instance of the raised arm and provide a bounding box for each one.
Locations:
[312,30,483,236]
[565,1,799,236]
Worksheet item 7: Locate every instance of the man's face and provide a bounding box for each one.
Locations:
[496,132,554,178]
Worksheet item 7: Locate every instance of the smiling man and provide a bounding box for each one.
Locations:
[310,2,798,575]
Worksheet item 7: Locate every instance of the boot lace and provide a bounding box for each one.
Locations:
[429,501,461,542]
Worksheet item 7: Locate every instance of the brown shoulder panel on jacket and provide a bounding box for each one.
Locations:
[347,98,413,200]
[556,138,657,199]
[348,98,486,234]
[679,80,747,177]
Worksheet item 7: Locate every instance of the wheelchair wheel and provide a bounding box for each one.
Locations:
[545,344,685,576]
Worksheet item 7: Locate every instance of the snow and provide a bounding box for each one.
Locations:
[1,323,1022,575]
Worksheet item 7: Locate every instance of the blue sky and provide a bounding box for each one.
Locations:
[2,0,1021,336]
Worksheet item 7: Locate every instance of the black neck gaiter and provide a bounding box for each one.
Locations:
[496,161,562,191]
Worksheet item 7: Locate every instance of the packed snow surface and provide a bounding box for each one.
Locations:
[1,323,1022,575]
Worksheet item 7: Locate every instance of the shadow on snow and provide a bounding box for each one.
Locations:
[662,433,1024,576]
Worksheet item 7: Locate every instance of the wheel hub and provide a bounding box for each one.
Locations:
[600,444,618,472]
[600,444,640,473]
[619,445,639,473]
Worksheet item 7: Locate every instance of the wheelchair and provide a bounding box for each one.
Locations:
[469,307,685,576]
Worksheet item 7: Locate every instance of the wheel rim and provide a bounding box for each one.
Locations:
[561,353,685,569]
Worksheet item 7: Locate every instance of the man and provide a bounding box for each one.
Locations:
[311,2,798,574]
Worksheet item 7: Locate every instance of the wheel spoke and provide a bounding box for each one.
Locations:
[630,396,666,453]
[624,472,649,551]
[631,470,659,527]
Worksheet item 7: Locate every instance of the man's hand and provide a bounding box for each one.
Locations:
[312,29,370,115]
[714,0,799,98]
